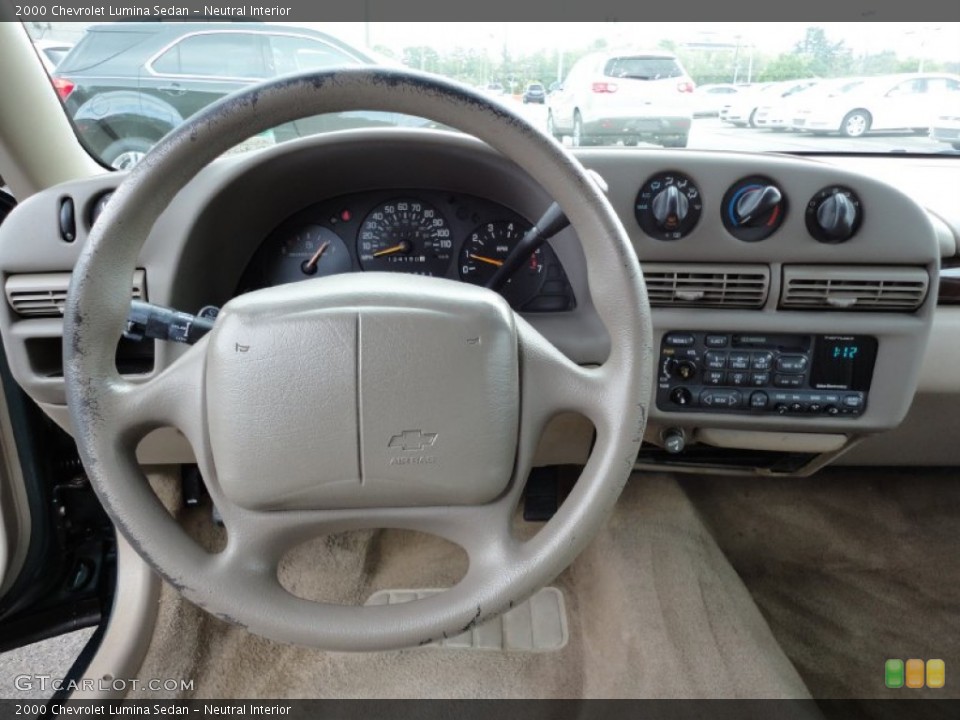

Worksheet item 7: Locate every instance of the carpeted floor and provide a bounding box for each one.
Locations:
[681,468,960,703]
[130,473,811,700]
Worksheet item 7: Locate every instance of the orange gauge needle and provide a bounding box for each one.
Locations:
[373,240,410,257]
[469,253,504,268]
[301,241,330,275]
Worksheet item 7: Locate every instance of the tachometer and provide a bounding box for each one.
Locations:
[459,220,544,306]
[357,199,453,276]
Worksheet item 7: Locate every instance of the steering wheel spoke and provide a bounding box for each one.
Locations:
[103,337,208,448]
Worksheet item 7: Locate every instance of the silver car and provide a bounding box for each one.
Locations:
[547,50,694,148]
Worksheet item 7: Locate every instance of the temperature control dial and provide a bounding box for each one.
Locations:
[635,172,702,241]
[806,186,862,244]
[722,176,787,242]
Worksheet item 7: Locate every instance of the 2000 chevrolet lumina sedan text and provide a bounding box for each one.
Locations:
[0,16,960,713]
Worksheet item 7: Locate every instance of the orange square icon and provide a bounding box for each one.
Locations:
[927,659,945,689]
[905,658,925,688]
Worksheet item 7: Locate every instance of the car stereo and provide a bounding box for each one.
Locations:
[656,332,878,417]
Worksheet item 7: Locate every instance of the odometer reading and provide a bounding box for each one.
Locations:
[357,199,453,276]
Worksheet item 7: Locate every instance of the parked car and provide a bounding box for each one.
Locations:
[790,73,960,137]
[930,112,960,151]
[522,82,546,104]
[52,23,430,169]
[547,50,694,147]
[754,78,866,131]
[31,39,74,73]
[720,80,818,127]
[692,83,741,117]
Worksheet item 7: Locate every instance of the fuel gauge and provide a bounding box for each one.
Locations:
[276,225,352,283]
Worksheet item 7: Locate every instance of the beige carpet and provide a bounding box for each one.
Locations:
[130,473,810,699]
[682,468,960,701]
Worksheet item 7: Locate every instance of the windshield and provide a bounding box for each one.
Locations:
[24,21,960,167]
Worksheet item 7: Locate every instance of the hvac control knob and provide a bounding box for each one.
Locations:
[635,172,702,240]
[721,176,787,242]
[806,186,862,243]
[651,185,690,230]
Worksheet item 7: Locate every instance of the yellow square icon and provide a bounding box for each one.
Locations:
[927,659,945,689]
[906,658,925,688]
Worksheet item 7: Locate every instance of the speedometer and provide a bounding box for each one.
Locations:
[357,199,453,276]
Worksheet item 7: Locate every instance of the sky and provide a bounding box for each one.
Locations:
[285,22,960,63]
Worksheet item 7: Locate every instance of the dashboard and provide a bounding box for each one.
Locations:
[235,189,575,313]
[0,128,952,474]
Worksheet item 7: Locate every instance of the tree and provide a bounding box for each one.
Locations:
[792,26,854,78]
[758,54,813,83]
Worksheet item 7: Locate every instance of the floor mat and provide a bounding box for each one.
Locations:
[681,468,960,703]
[128,474,811,699]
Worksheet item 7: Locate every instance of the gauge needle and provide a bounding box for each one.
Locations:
[301,241,331,274]
[373,240,410,257]
[469,253,504,268]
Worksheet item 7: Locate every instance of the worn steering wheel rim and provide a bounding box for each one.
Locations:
[63,68,652,650]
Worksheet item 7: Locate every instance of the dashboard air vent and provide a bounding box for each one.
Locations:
[643,264,769,308]
[780,266,928,311]
[6,270,146,317]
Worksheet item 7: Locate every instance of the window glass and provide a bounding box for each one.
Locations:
[153,33,266,79]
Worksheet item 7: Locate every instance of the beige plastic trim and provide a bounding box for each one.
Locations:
[694,428,848,454]
[0,378,29,595]
[0,23,105,199]
[69,531,161,701]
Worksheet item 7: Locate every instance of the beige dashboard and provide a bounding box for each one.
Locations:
[0,130,952,474]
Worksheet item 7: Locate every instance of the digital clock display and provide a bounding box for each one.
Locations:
[810,335,878,390]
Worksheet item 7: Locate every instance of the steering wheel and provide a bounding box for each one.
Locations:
[63,69,653,651]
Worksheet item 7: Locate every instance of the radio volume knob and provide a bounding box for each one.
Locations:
[671,359,698,381]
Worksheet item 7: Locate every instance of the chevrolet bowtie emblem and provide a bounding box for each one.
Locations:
[388,430,438,452]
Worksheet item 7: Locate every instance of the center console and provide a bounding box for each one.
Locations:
[656,332,878,417]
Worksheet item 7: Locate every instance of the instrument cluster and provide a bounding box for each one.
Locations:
[237,189,576,313]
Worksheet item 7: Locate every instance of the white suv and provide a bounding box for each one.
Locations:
[547,50,694,148]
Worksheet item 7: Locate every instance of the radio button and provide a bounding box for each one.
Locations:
[665,333,696,347]
[705,335,729,348]
[749,391,769,410]
[824,405,840,416]
[729,371,750,387]
[669,387,693,406]
[808,403,823,413]
[728,352,751,370]
[776,355,808,373]
[751,372,771,386]
[751,352,774,371]
[775,403,790,415]
[703,371,726,386]
[842,394,864,409]
[789,402,805,413]
[704,352,727,370]
[700,390,742,409]
[774,374,804,388]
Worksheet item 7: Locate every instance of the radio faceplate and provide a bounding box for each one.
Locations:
[656,332,878,417]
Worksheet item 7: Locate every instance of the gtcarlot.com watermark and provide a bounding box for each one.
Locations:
[14,675,194,693]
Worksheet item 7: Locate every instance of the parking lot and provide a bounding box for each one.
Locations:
[510,100,953,153]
